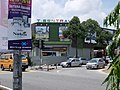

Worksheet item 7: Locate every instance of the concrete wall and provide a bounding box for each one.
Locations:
[68,47,92,59]
[31,56,67,65]
[30,46,94,65]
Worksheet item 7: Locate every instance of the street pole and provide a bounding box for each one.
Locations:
[39,40,42,65]
[13,50,22,90]
[90,29,92,59]
[75,36,78,58]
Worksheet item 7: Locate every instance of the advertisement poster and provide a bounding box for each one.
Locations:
[59,26,67,38]
[8,0,32,50]
[0,0,8,50]
[35,26,49,39]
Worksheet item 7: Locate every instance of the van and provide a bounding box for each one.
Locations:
[0,53,28,71]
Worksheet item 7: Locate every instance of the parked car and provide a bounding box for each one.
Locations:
[60,58,82,68]
[0,53,28,71]
[86,58,105,69]
[80,58,90,65]
[106,56,112,63]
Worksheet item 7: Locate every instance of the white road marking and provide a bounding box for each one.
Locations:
[0,85,12,90]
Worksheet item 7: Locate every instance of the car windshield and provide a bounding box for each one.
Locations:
[66,59,72,62]
[89,59,97,63]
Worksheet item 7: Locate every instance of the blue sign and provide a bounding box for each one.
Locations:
[8,39,32,50]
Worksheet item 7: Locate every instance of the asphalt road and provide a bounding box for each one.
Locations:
[0,66,108,90]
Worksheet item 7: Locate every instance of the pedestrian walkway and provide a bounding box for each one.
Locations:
[27,65,62,71]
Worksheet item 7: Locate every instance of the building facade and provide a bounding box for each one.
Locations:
[31,20,115,65]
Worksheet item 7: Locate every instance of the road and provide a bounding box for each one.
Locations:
[0,66,108,90]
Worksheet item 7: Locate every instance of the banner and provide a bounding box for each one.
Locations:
[8,0,32,50]
[35,26,49,39]
[0,0,8,50]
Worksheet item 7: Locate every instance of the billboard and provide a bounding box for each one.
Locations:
[8,0,32,50]
[35,26,49,39]
[0,0,8,50]
[59,26,67,38]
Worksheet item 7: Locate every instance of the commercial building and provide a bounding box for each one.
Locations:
[31,19,115,65]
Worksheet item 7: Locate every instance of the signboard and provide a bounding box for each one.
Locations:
[0,0,8,50]
[59,26,67,38]
[37,19,69,23]
[8,0,32,50]
[35,26,49,39]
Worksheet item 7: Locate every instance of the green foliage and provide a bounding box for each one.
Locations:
[96,30,113,45]
[62,16,86,45]
[103,29,120,90]
[104,1,120,29]
[82,18,101,35]
[103,1,120,90]
[67,16,82,39]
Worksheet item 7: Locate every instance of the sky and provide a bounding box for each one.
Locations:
[31,0,119,27]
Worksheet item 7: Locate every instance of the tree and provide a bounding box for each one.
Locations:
[63,16,85,58]
[102,1,120,90]
[81,18,101,59]
[96,30,113,45]
[104,1,120,29]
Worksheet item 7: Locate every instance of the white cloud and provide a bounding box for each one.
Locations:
[32,0,107,26]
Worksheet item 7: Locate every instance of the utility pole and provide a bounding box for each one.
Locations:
[75,36,78,58]
[8,0,32,90]
[13,51,22,90]
[89,29,92,59]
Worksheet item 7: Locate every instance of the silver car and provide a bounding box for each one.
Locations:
[60,58,82,68]
[86,58,105,69]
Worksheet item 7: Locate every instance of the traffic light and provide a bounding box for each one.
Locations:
[41,40,45,49]
[33,40,39,48]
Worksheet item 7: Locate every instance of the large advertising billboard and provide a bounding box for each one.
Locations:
[59,26,67,38]
[8,0,32,50]
[0,0,8,50]
[35,26,49,39]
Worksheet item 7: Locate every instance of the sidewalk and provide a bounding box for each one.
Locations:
[101,64,111,74]
[27,65,62,71]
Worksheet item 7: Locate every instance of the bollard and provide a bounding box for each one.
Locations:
[56,64,57,69]
[47,65,49,71]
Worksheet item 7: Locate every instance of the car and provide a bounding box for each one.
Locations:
[0,53,28,71]
[86,58,105,69]
[60,58,82,68]
[80,58,90,65]
[105,56,112,63]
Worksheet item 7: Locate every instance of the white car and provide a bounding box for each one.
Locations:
[60,58,82,68]
[86,58,105,69]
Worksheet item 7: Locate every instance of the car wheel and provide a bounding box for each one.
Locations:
[79,64,82,67]
[102,65,105,68]
[9,66,13,71]
[1,65,4,71]
[86,67,89,69]
[22,68,26,71]
[97,65,99,69]
[67,64,71,67]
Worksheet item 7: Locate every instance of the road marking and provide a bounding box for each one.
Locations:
[0,85,12,90]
